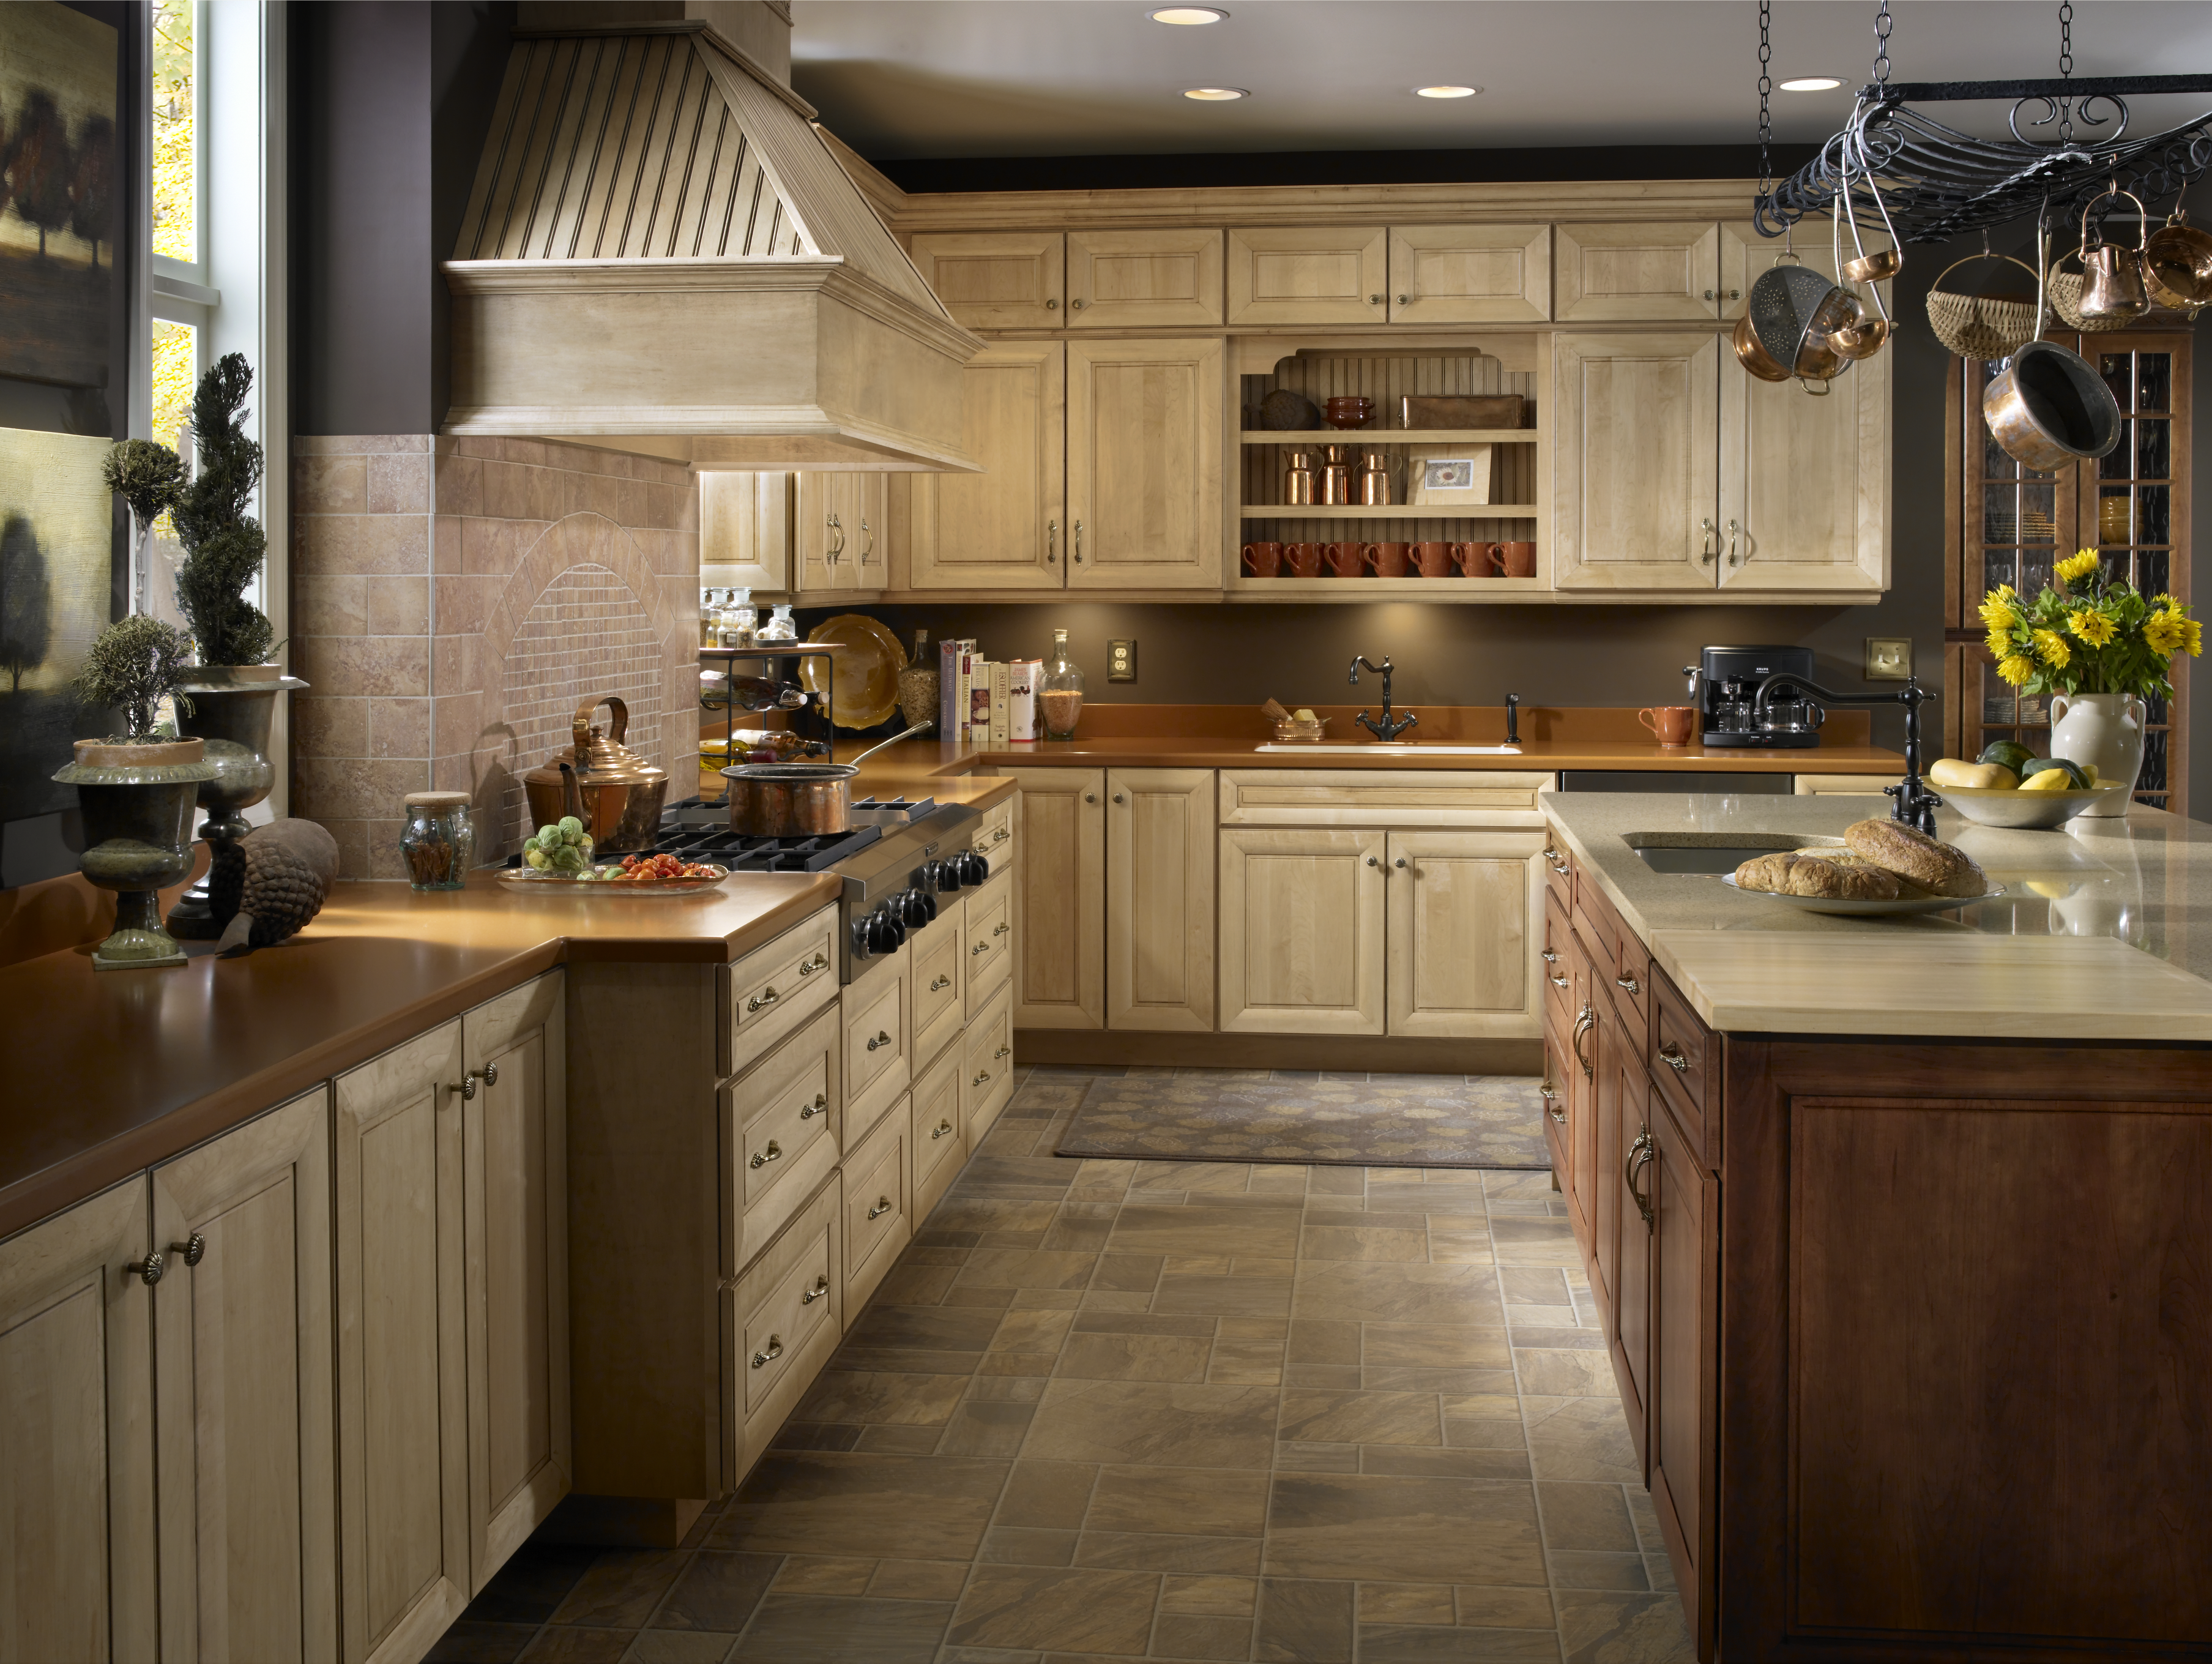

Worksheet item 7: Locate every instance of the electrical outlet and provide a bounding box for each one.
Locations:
[1865,637,1912,681]
[1108,638,1137,682]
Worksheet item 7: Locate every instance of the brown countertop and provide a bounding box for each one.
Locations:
[942,736,1909,772]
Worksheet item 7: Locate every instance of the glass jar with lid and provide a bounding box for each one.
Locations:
[1039,627,1085,740]
[401,790,474,890]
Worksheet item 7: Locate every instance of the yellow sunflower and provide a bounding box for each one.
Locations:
[2186,617,2205,658]
[2031,628,2071,669]
[1978,590,2020,633]
[2054,549,2102,584]
[2068,608,2117,647]
[2145,610,2186,657]
[1997,654,2036,688]
[1984,629,2012,659]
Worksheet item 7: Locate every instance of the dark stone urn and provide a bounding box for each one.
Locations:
[53,737,219,970]
[166,665,308,938]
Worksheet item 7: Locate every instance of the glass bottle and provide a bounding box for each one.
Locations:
[720,586,757,648]
[400,790,474,890]
[1039,627,1085,740]
[698,587,718,649]
[760,603,798,643]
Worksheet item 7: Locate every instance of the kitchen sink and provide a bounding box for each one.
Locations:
[1622,832,1840,875]
[1251,744,1524,756]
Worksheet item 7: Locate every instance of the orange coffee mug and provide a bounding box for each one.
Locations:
[1639,706,1697,747]
[1323,540,1366,576]
[1447,542,1488,576]
[1283,542,1324,577]
[1410,540,1458,578]
[1486,540,1537,578]
[1363,541,1410,576]
[1242,541,1283,577]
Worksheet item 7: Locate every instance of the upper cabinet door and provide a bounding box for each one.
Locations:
[906,343,1068,591]
[1226,227,1389,326]
[1555,222,1722,321]
[1388,224,1551,323]
[1552,332,1721,591]
[700,471,792,593]
[1067,337,1226,590]
[1068,229,1225,328]
[910,231,1065,329]
[1719,343,1890,594]
[851,474,888,593]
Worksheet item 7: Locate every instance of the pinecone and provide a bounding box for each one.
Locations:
[205,840,247,928]
[221,820,340,949]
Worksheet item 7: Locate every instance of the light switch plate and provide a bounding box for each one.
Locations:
[1865,637,1912,681]
[1108,638,1137,683]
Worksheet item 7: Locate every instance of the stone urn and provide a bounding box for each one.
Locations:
[53,737,219,970]
[167,664,308,937]
[2049,692,2147,818]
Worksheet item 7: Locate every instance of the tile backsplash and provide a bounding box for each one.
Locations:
[291,436,699,878]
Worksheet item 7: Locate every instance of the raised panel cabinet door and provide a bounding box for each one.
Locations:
[699,469,792,592]
[1575,933,1615,1327]
[1387,224,1551,323]
[334,1020,471,1664]
[1604,1012,1653,1477]
[1008,768,1106,1029]
[1647,1099,1717,1660]
[1218,827,1387,1035]
[1383,830,1545,1039]
[906,343,1067,591]
[851,473,888,594]
[151,1091,336,1664]
[794,472,854,593]
[911,230,1065,328]
[1106,767,1216,1032]
[1566,942,1599,1282]
[0,1179,156,1664]
[1552,332,1721,591]
[1067,336,1227,590]
[1718,343,1890,594]
[461,972,570,1593]
[1226,226,1388,326]
[1555,221,1722,321]
[1067,228,1224,327]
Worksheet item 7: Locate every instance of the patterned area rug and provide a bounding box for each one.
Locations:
[1052,1070,1551,1170]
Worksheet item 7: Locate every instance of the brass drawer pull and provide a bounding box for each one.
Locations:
[993,827,1009,843]
[1626,1127,1655,1228]
[799,1094,826,1120]
[799,953,827,977]
[750,1140,783,1170]
[1571,1003,1595,1080]
[868,1196,894,1220]
[1616,975,1641,996]
[1658,1042,1690,1073]
[929,974,951,993]
[993,922,1010,938]
[994,1045,1010,1060]
[1538,1081,1566,1125]
[747,986,780,1014]
[1540,949,1558,963]
[933,1120,955,1140]
[801,1276,829,1305]
[169,1233,206,1267]
[751,1335,783,1369]
[972,941,989,956]
[1549,972,1568,990]
[866,1031,892,1051]
[972,1069,991,1088]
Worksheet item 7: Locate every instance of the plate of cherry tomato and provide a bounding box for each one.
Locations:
[498,849,731,893]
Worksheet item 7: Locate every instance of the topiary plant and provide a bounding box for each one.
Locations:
[73,613,196,741]
[102,438,186,612]
[172,352,274,666]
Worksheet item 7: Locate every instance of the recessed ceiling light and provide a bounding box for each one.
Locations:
[1416,85,1481,99]
[1779,76,1844,92]
[1151,6,1228,23]
[1182,86,1249,100]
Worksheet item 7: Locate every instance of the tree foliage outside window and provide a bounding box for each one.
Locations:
[152,0,192,261]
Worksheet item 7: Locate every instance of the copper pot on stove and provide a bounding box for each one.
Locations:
[523,695,668,852]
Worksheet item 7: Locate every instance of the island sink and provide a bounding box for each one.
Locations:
[1622,830,1839,874]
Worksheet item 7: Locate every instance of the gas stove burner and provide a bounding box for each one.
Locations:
[507,816,884,874]
[849,796,937,826]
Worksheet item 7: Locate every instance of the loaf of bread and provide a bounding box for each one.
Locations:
[1733,851,1902,901]
[1844,818,1989,898]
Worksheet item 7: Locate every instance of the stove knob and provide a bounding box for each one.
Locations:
[869,909,906,953]
[957,851,989,886]
[849,914,877,961]
[931,858,964,894]
[898,889,934,928]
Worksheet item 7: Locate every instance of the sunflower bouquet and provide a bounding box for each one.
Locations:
[1981,550,2201,700]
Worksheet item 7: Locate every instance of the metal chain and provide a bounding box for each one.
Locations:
[1758,0,1773,197]
[1872,0,1892,87]
[2057,0,2075,143]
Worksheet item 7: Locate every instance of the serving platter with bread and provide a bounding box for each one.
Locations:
[1724,819,2005,916]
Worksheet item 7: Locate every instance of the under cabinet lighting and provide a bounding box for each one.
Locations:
[1151,6,1228,23]
[1416,85,1481,99]
[1779,76,1844,92]
[1183,86,1249,100]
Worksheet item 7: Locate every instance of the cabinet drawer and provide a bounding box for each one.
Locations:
[1221,769,1557,828]
[963,870,1014,1016]
[735,1184,838,1420]
[962,980,1017,1143]
[736,1002,840,1218]
[842,1104,910,1313]
[721,907,838,1078]
[1650,968,1719,1171]
[1541,826,1574,913]
[973,796,1015,863]
[1575,878,1651,1041]
[909,1040,966,1224]
[844,946,910,1140]
[1542,891,1575,1034]
[910,908,966,1070]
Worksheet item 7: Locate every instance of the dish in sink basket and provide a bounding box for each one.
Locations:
[1719,873,2006,916]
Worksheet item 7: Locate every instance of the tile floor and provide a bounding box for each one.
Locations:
[430,1066,1695,1664]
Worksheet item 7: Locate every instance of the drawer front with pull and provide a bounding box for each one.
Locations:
[841,1103,910,1313]
[963,870,1014,1017]
[974,796,1015,863]
[1541,827,1574,914]
[962,980,1017,1144]
[908,1040,966,1225]
[1541,891,1575,1036]
[909,905,966,1071]
[734,1181,839,1423]
[1223,769,1558,829]
[1649,967,1719,1171]
[721,907,838,1079]
[844,946,910,1141]
[737,1003,840,1216]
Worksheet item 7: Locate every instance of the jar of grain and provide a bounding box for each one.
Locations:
[1039,627,1086,740]
[401,791,474,890]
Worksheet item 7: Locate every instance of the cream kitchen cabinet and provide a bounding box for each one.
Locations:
[1226,226,1389,326]
[1388,223,1551,323]
[1067,337,1226,590]
[910,230,1067,329]
[699,469,884,599]
[1555,222,1728,321]
[796,472,887,595]
[1383,830,1548,1038]
[1067,229,1224,328]
[900,342,1067,590]
[1009,767,1107,1029]
[1552,331,1722,592]
[1218,826,1388,1035]
[1106,767,1216,1032]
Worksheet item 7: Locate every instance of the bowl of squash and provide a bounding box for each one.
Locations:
[1926,743,2131,829]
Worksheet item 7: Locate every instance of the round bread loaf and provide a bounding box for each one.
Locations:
[1733,851,1901,901]
[1844,818,1989,897]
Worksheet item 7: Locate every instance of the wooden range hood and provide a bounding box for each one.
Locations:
[441,22,982,472]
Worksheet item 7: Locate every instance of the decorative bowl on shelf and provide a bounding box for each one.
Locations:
[1934,783,2132,830]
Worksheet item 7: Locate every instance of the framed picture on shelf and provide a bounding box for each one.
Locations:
[1408,444,1492,507]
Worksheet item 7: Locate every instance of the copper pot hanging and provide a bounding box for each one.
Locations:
[522,695,669,852]
[2074,185,2151,325]
[2143,210,2212,310]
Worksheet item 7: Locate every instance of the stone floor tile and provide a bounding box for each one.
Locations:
[971,1375,1051,1403]
[1056,1331,1212,1382]
[1287,1320,1360,1365]
[1360,1447,1531,1480]
[622,1631,733,1664]
[1304,1165,1367,1194]
[1274,1442,1361,1474]
[1534,1485,1637,1554]
[1519,1398,1640,1486]
[946,1566,1162,1654]
[522,1628,637,1662]
[1207,1339,1285,1384]
[793,1370,970,1427]
[1428,1229,1499,1265]
[1254,1576,1354,1663]
[771,1556,876,1594]
[1153,1273,1294,1318]
[548,1551,688,1628]
[1544,1551,1649,1592]
[1371,1368,1515,1395]
[777,1421,865,1452]
[1554,1591,1696,1663]
[1074,1311,1216,1337]
[1149,1613,1254,1660]
[1108,1204,1300,1259]
[1283,1364,1363,1390]
[1278,1389,1442,1447]
[1363,1325,1511,1369]
[461,1542,603,1623]
[939,1650,1040,1664]
[868,1263,956,1307]
[1264,1474,1546,1585]
[1025,1379,1279,1468]
[1012,1288,1087,1311]
[1442,1415,1529,1452]
[1292,1263,1499,1326]
[1511,1349,1617,1400]
[1495,1269,1570,1305]
[1298,1224,1431,1262]
[992,1308,1077,1352]
[977,1351,1062,1377]
[981,1526,1079,1566]
[1132,1161,1249,1192]
[728,1594,951,1663]
[1221,1316,1289,1340]
[1073,1531,1264,1575]
[648,1552,779,1632]
[958,1250,1101,1291]
[1084,1465,1272,1537]
[1081,1290,1159,1313]
[843,1304,1006,1357]
[1507,1326,1604,1352]
[1453,1586,1555,1629]
[865,1559,971,1600]
[858,1423,945,1453]
[1358,1624,1561,1662]
[1160,1574,1259,1617]
[426,1620,541,1663]
[934,1199,1066,1235]
[996,1459,1098,1529]
[938,1399,1040,1455]
[715,1453,1007,1559]
[946,1285,1022,1310]
[1041,1214,1118,1253]
[1092,1253,1165,1291]
[1358,1583,1457,1624]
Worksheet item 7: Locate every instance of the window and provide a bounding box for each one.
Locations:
[149,0,199,463]
[1946,334,2192,814]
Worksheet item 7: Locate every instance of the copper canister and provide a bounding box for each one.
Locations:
[1357,450,1393,506]
[1283,451,1316,506]
[1320,444,1354,506]
[521,695,669,851]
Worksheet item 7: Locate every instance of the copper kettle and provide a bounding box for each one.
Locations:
[2076,185,2151,325]
[521,695,669,853]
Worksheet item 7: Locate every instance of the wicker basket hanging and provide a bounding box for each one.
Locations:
[1924,253,2043,359]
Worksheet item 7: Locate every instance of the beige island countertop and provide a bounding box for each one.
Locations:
[1541,791,2212,1042]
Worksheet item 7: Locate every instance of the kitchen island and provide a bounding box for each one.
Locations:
[1538,792,2212,1663]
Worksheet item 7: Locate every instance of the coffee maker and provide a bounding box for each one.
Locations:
[1684,646,1823,748]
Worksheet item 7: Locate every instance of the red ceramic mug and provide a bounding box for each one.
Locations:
[1639,706,1697,747]
[1410,540,1459,578]
[1322,540,1366,576]
[1486,540,1538,578]
[1242,540,1283,577]
[1283,542,1324,577]
[1363,541,1410,576]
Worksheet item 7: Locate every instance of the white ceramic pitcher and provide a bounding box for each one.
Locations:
[2049,691,2145,816]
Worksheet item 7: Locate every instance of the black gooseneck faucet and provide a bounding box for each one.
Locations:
[1505,693,1521,747]
[1752,672,1940,835]
[1350,656,1418,742]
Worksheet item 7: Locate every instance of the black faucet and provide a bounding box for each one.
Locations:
[1350,655,1418,742]
[1505,693,1521,747]
[1753,671,1939,835]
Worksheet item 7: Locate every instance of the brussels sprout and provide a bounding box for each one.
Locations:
[550,845,586,873]
[559,816,584,841]
[537,824,560,846]
[525,848,550,870]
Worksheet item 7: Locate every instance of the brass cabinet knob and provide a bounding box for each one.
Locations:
[1396,293,1410,305]
[1368,293,1384,304]
[1112,793,1124,804]
[450,1076,476,1100]
[993,923,1010,938]
[973,1069,991,1088]
[799,1094,827,1120]
[972,941,989,956]
[929,974,951,992]
[1658,1041,1690,1073]
[868,1195,893,1220]
[127,1253,165,1286]
[1070,297,1084,310]
[1046,297,1060,310]
[1395,857,1408,870]
[1365,855,1380,868]
[933,1121,955,1140]
[1616,975,1640,995]
[1085,794,1097,804]
[993,827,1009,843]
[801,1275,830,1305]
[1551,973,1569,989]
[867,1031,892,1051]
[750,1140,783,1170]
[799,954,827,977]
[994,1045,1010,1060]
[751,1335,784,1368]
[1541,949,1558,963]
[169,1233,206,1267]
